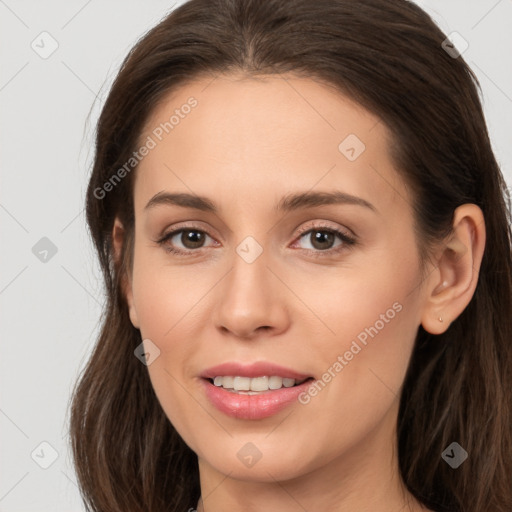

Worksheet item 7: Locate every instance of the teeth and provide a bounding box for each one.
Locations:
[233,376,250,391]
[282,378,295,388]
[212,375,306,392]
[250,376,269,391]
[269,376,283,389]
[222,376,234,388]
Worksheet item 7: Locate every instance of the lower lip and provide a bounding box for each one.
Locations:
[201,378,313,420]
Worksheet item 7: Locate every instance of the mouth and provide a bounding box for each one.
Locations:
[200,361,315,419]
[200,362,315,419]
[205,375,312,394]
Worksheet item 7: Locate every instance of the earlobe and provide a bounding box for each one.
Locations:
[421,204,486,335]
[126,289,140,330]
[112,217,140,329]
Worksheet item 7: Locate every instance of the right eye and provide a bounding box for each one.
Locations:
[156,227,218,255]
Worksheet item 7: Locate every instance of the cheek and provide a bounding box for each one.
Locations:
[291,247,420,351]
[129,253,214,436]
[289,273,421,467]
[292,243,422,407]
[130,246,208,339]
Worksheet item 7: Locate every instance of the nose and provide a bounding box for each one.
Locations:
[212,246,290,340]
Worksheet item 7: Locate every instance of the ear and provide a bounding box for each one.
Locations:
[420,204,486,335]
[112,217,140,329]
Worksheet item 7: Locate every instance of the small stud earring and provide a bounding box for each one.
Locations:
[438,316,443,322]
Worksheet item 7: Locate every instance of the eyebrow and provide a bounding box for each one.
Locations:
[144,190,377,213]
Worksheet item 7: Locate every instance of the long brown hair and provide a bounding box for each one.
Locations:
[69,1,512,510]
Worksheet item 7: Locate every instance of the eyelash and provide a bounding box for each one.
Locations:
[155,223,357,258]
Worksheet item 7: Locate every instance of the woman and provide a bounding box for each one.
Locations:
[69,1,512,511]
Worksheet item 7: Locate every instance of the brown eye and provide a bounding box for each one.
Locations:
[179,229,207,249]
[297,228,354,252]
[157,228,215,255]
[308,230,337,251]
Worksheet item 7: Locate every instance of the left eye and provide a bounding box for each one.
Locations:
[295,228,354,252]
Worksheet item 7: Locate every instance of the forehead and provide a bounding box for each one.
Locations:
[133,73,409,216]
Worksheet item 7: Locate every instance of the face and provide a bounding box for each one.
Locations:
[122,73,428,482]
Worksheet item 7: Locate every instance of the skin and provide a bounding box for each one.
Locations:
[112,73,485,512]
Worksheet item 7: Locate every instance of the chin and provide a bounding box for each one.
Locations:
[195,437,322,483]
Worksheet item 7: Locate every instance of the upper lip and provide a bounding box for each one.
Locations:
[201,361,312,380]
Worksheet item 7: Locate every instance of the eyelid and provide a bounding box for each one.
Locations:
[157,221,220,242]
[293,220,356,239]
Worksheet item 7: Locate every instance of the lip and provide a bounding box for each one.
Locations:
[201,378,313,420]
[200,361,314,420]
[200,361,311,380]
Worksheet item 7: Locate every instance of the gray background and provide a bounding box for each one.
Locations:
[1,1,511,510]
